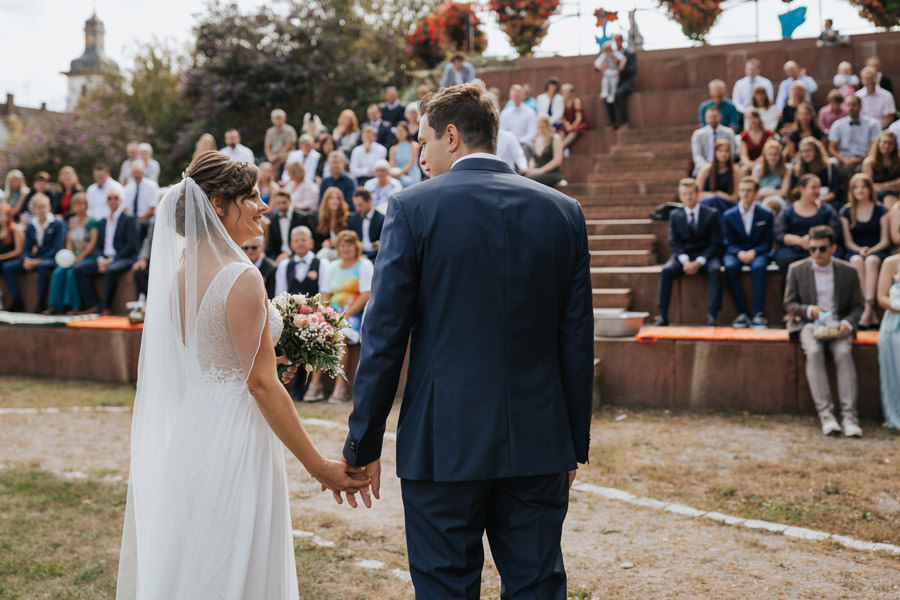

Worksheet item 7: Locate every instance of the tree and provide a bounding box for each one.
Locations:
[657,0,723,43]
[488,0,561,57]
[87,41,193,184]
[847,0,900,29]
[179,0,428,159]
[407,1,487,69]
[0,103,149,186]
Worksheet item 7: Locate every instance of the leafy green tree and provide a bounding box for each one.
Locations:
[179,0,432,158]
[848,0,900,29]
[87,41,193,184]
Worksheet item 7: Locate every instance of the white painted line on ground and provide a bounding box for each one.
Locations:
[356,559,385,569]
[572,482,900,556]
[0,406,130,416]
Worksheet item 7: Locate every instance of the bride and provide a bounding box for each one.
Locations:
[116,151,369,599]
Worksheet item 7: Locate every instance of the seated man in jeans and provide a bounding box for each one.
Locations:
[784,225,864,437]
[74,188,139,315]
[654,178,723,326]
[723,177,774,329]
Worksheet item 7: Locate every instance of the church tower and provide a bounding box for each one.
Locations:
[62,12,118,111]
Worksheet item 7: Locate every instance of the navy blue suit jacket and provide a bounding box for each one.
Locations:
[24,219,66,259]
[343,157,594,482]
[96,213,139,261]
[722,204,774,256]
[347,210,384,260]
[668,205,723,261]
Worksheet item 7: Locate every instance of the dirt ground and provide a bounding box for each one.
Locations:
[2,390,899,599]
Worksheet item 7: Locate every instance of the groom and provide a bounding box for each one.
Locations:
[342,83,594,598]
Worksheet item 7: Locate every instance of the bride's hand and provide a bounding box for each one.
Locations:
[313,459,372,508]
[276,356,298,385]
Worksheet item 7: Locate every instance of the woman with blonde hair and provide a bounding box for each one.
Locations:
[752,139,791,201]
[777,80,807,136]
[840,173,889,328]
[314,186,349,259]
[285,162,319,215]
[862,130,900,208]
[3,170,29,218]
[332,109,360,157]
[56,165,83,217]
[45,192,98,314]
[524,114,564,188]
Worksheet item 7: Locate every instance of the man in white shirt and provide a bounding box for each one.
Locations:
[775,61,818,111]
[274,226,323,297]
[856,66,897,129]
[282,134,320,184]
[828,95,881,175]
[119,141,140,185]
[363,160,403,214]
[122,160,159,244]
[732,58,774,115]
[784,225,864,437]
[497,128,528,172]
[85,164,122,221]
[265,190,308,263]
[219,128,255,164]
[349,126,388,185]
[499,84,537,147]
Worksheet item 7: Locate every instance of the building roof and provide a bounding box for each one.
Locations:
[67,50,118,75]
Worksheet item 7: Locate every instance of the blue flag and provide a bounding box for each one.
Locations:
[779,6,807,39]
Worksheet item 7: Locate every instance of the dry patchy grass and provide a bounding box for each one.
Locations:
[0,377,134,409]
[583,407,900,547]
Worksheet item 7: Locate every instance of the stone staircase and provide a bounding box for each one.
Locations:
[567,124,695,314]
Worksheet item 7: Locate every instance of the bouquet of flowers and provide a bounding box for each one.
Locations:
[270,292,350,380]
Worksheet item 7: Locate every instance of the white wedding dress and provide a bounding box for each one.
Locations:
[117,179,300,599]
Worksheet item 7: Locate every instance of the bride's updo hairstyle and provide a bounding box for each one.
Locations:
[175,150,259,235]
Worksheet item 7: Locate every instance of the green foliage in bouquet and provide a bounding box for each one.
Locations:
[271,293,351,380]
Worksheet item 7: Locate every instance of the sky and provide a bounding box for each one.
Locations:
[0,0,880,112]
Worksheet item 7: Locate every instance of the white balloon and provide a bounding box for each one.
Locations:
[55,249,76,268]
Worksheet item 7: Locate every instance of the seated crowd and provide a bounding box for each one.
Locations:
[681,53,899,329]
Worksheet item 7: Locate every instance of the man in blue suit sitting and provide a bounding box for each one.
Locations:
[2,194,65,312]
[655,178,723,326]
[340,83,594,599]
[74,187,139,315]
[723,177,775,329]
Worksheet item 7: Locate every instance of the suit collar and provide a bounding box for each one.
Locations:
[449,156,515,175]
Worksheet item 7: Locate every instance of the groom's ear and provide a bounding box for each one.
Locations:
[445,124,461,153]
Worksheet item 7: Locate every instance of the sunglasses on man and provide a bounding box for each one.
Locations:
[809,244,830,254]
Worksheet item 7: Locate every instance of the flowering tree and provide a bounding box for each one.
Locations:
[488,0,561,57]
[847,0,900,29]
[657,0,723,43]
[0,103,148,186]
[407,2,486,69]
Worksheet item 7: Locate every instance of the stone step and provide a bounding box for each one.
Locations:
[590,249,655,267]
[583,205,660,220]
[574,192,674,206]
[581,177,679,194]
[598,150,690,163]
[589,234,657,251]
[592,287,632,309]
[611,141,689,155]
[586,218,666,235]
[616,125,697,144]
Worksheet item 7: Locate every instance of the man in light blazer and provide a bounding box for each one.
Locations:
[690,105,737,176]
[722,177,774,329]
[440,53,475,89]
[341,83,593,598]
[784,225,864,437]
[655,178,723,326]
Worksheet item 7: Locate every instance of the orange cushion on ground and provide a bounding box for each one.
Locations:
[66,316,144,331]
[635,326,878,346]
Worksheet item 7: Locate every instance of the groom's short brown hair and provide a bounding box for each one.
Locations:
[421,83,498,154]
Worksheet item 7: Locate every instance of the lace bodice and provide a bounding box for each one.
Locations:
[195,262,277,384]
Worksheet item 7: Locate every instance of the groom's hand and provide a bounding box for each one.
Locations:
[326,457,374,508]
[360,459,381,506]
